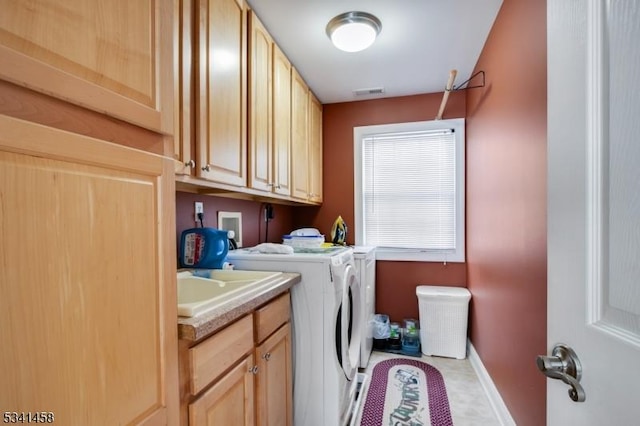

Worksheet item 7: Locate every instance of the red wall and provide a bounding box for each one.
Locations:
[176,191,295,263]
[293,92,467,323]
[465,0,547,424]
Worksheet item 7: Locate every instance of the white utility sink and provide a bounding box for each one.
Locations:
[177,269,283,317]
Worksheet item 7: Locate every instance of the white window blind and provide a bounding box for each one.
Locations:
[354,119,465,262]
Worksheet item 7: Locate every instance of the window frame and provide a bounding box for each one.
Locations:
[353,118,466,262]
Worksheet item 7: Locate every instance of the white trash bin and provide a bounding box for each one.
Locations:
[416,285,471,359]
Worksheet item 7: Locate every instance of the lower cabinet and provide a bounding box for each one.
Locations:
[180,292,293,426]
[255,323,292,426]
[189,355,256,426]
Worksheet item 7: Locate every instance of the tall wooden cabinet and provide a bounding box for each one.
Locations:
[0,2,178,424]
[0,116,178,425]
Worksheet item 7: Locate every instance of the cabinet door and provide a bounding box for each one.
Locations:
[196,0,247,186]
[176,0,196,175]
[308,92,323,204]
[0,0,175,134]
[290,68,309,200]
[256,323,293,426]
[0,115,178,425]
[248,11,273,192]
[272,45,292,197]
[189,355,255,426]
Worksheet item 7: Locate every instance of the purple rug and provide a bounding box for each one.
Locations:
[360,358,453,426]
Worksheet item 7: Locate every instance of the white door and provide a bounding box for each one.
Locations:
[547,0,640,424]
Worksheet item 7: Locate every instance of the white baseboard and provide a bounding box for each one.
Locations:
[467,340,516,426]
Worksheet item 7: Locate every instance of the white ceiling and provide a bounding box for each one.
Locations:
[246,0,504,104]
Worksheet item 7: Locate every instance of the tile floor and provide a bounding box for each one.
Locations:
[358,350,501,426]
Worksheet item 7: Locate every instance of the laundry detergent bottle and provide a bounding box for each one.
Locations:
[179,227,229,269]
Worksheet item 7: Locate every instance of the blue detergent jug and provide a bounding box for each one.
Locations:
[179,227,229,269]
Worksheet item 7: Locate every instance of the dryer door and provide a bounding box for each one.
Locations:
[336,263,362,381]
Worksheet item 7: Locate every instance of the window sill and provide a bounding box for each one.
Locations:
[374,248,465,263]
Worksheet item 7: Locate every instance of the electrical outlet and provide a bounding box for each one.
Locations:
[194,202,204,223]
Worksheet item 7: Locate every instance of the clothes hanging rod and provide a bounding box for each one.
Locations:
[435,70,486,120]
[435,69,457,120]
[453,70,485,91]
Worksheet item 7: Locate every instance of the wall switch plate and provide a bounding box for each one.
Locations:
[194,202,204,223]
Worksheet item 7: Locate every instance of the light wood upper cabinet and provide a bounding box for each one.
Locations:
[0,115,178,425]
[195,0,247,186]
[176,0,196,175]
[290,68,309,200]
[308,92,323,203]
[272,45,293,197]
[291,68,323,204]
[177,5,321,204]
[248,11,291,197]
[248,11,273,192]
[0,0,175,134]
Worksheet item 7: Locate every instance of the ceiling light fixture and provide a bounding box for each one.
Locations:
[326,11,382,53]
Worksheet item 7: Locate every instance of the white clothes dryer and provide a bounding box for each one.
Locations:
[226,247,363,426]
[352,246,376,368]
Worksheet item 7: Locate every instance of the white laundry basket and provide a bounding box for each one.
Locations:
[416,285,471,359]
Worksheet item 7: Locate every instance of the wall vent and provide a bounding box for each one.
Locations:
[353,87,385,96]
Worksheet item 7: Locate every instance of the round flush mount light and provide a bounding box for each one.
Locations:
[326,11,382,53]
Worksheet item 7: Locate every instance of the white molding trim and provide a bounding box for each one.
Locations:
[586,0,605,327]
[467,340,516,426]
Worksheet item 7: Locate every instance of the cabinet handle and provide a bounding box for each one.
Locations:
[201,164,211,172]
[184,159,195,168]
[249,365,259,374]
[261,352,271,361]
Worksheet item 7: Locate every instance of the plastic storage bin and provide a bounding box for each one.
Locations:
[416,285,471,359]
[282,234,324,248]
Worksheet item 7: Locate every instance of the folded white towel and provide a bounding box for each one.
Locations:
[248,243,294,254]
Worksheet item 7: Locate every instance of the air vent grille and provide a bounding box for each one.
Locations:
[353,87,385,96]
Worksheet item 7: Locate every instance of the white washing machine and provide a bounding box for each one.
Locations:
[226,247,362,426]
[352,246,376,368]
